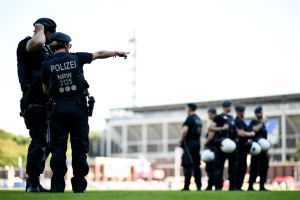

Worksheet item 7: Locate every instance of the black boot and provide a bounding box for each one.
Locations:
[38,184,50,192]
[205,186,212,191]
[181,188,190,191]
[26,177,50,193]
[260,186,269,191]
[26,177,39,193]
[248,183,254,191]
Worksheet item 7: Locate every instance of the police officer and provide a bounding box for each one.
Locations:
[179,103,202,191]
[204,108,217,190]
[17,18,57,192]
[248,106,269,191]
[41,32,128,192]
[234,105,255,190]
[210,100,237,190]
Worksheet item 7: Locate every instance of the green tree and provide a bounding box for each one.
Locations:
[0,129,29,167]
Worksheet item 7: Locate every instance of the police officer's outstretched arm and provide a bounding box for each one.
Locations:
[92,51,129,60]
[26,24,46,52]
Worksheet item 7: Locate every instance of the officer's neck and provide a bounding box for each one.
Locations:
[222,111,230,115]
[237,115,244,119]
[188,111,196,116]
[54,48,68,54]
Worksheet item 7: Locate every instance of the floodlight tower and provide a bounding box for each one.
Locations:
[129,28,137,107]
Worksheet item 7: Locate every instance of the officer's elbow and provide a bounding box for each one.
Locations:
[26,40,44,52]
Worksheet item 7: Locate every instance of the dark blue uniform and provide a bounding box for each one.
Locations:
[181,114,202,190]
[234,117,252,190]
[41,52,93,192]
[17,37,51,187]
[248,120,269,189]
[212,113,237,190]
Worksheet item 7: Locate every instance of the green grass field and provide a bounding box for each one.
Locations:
[0,191,299,200]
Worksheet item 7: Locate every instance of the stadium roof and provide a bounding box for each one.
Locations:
[116,93,300,113]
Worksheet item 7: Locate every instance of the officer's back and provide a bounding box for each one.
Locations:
[42,52,90,99]
[41,32,129,193]
[41,32,92,193]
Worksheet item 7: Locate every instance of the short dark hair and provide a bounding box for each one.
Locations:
[222,100,232,107]
[254,106,263,114]
[187,103,197,111]
[207,108,217,114]
[235,105,245,112]
[50,41,68,51]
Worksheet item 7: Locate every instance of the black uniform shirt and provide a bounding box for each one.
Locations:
[249,119,267,141]
[17,37,50,101]
[234,117,252,144]
[213,113,234,139]
[41,52,93,98]
[183,114,202,141]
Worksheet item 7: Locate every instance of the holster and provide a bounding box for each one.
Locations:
[22,104,46,129]
[45,98,56,145]
[46,98,56,120]
[88,96,95,117]
[19,89,31,117]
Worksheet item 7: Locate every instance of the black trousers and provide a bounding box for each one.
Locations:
[212,148,237,190]
[205,161,214,189]
[25,104,49,186]
[181,141,201,190]
[235,144,250,190]
[249,152,269,188]
[50,98,89,192]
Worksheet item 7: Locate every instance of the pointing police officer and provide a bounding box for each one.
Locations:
[17,18,57,192]
[179,103,202,191]
[41,32,128,193]
[248,106,269,191]
[210,101,237,190]
[234,105,255,190]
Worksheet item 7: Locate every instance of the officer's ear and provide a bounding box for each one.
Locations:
[65,43,72,49]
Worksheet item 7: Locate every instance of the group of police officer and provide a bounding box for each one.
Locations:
[16,17,270,193]
[17,17,128,193]
[180,101,270,191]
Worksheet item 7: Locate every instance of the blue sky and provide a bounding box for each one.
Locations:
[0,0,299,135]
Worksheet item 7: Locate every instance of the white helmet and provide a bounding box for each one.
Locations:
[220,138,236,153]
[201,149,215,163]
[258,138,271,152]
[250,142,261,156]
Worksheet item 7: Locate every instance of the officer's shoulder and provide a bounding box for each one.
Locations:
[215,114,222,118]
[249,119,257,125]
[69,52,82,59]
[214,115,222,121]
[70,52,86,56]
[42,56,52,63]
[193,114,201,121]
[249,119,256,123]
[17,36,31,49]
[234,117,241,122]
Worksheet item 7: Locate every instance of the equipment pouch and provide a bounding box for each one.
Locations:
[23,105,46,129]
[88,96,95,117]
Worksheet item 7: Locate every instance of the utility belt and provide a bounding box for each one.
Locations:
[20,103,47,129]
[50,90,95,117]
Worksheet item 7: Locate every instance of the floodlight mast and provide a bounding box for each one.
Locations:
[129,28,137,107]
